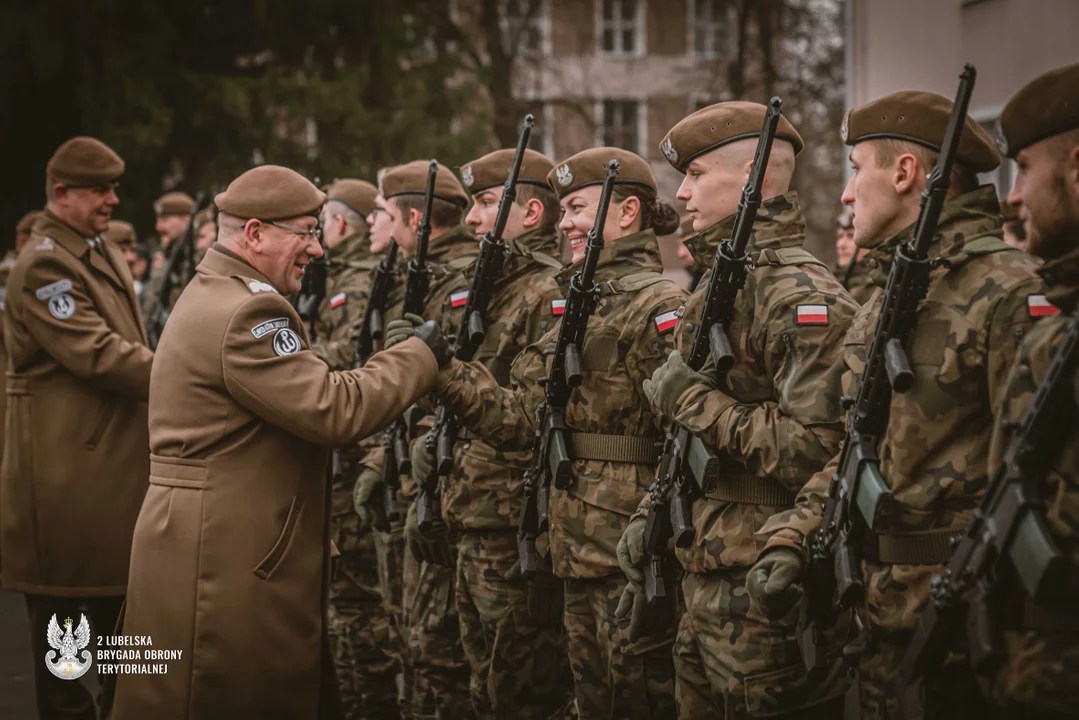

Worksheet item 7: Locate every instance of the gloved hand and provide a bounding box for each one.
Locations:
[384,313,425,349]
[642,350,717,420]
[505,560,564,624]
[411,433,435,487]
[405,501,455,567]
[746,548,805,620]
[385,314,454,368]
[616,516,646,587]
[353,468,388,532]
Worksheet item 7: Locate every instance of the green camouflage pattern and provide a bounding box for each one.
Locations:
[760,186,1048,717]
[563,575,676,720]
[140,248,189,320]
[435,228,689,579]
[983,246,1079,716]
[836,257,877,307]
[312,229,377,368]
[674,571,846,719]
[660,192,857,574]
[455,533,573,719]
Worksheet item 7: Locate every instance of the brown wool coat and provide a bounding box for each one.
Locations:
[0,210,152,596]
[110,245,438,720]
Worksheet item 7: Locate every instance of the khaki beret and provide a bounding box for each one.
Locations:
[328,179,379,217]
[460,149,554,194]
[16,210,41,236]
[102,219,137,246]
[193,206,216,229]
[998,63,1079,158]
[546,147,657,199]
[841,90,999,173]
[215,165,326,221]
[46,136,125,187]
[660,101,804,172]
[381,161,469,208]
[154,191,196,216]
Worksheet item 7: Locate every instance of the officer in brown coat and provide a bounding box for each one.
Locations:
[1,136,152,720]
[109,165,452,720]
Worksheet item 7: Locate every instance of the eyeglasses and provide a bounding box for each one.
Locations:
[268,220,322,241]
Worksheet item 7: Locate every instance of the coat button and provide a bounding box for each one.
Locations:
[868,258,879,268]
[463,441,471,449]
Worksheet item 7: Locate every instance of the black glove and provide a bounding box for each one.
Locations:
[414,321,453,368]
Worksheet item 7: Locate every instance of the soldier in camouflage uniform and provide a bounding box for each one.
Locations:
[142,190,195,318]
[617,103,854,719]
[192,205,217,265]
[353,160,477,719]
[981,62,1079,719]
[392,148,687,720]
[309,178,398,719]
[405,148,573,719]
[751,91,1051,719]
[835,210,874,305]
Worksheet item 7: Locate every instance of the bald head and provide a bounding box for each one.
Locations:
[676,137,797,232]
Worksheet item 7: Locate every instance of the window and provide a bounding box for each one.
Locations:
[502,0,549,56]
[690,93,729,113]
[690,0,734,58]
[600,100,641,152]
[598,0,643,56]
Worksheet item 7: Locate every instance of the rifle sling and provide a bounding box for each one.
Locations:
[569,433,661,464]
[862,528,964,565]
[700,473,797,506]
[750,247,828,270]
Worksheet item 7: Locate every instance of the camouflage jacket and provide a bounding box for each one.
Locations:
[435,229,688,578]
[312,231,377,370]
[761,188,1048,604]
[836,257,876,306]
[358,225,477,502]
[140,242,191,321]
[637,192,858,574]
[983,246,1079,714]
[442,228,564,532]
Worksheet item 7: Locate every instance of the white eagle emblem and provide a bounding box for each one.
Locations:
[461,164,474,188]
[660,136,679,164]
[46,614,92,681]
[840,110,851,143]
[555,163,573,187]
[994,119,1008,157]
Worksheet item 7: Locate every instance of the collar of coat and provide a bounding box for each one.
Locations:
[426,224,478,267]
[862,184,1004,287]
[37,209,130,292]
[202,243,279,291]
[498,228,562,287]
[684,191,806,270]
[554,227,663,292]
[1040,244,1079,313]
[329,230,373,268]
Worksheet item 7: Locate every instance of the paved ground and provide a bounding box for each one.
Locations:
[0,589,37,718]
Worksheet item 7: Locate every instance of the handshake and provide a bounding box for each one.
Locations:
[350,313,454,368]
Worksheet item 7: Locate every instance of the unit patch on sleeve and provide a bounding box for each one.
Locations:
[654,309,679,333]
[48,294,76,320]
[1026,294,1059,318]
[251,317,291,339]
[272,328,302,356]
[796,304,829,325]
[330,292,347,309]
[551,299,566,316]
[450,290,469,308]
[36,279,73,301]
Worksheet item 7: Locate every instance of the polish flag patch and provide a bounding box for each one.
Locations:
[329,292,347,309]
[450,290,469,308]
[1027,294,1060,319]
[796,304,829,325]
[551,299,566,316]
[654,309,679,333]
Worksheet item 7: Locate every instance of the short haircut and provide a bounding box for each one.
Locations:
[325,199,365,229]
[873,138,980,198]
[515,183,560,233]
[391,195,463,229]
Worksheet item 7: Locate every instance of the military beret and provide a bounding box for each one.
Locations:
[46,136,125,187]
[459,149,554,194]
[998,63,1079,158]
[381,161,469,208]
[214,165,326,221]
[102,219,137,246]
[660,101,804,172]
[193,206,216,229]
[154,191,196,216]
[546,147,657,199]
[841,90,999,173]
[16,210,41,236]
[836,212,853,230]
[328,179,379,217]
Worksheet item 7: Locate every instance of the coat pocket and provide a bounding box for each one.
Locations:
[84,401,116,451]
[254,497,304,580]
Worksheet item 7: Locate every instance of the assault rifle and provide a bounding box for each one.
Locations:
[516,159,621,577]
[417,114,536,530]
[640,98,785,606]
[797,65,976,678]
[895,311,1076,719]
[379,160,437,520]
[295,199,327,342]
[147,192,209,349]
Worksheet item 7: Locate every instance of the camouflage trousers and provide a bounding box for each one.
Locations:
[404,539,473,719]
[979,628,1079,717]
[563,575,677,720]
[674,570,846,719]
[855,560,986,719]
[374,519,412,718]
[455,532,574,719]
[330,512,398,719]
